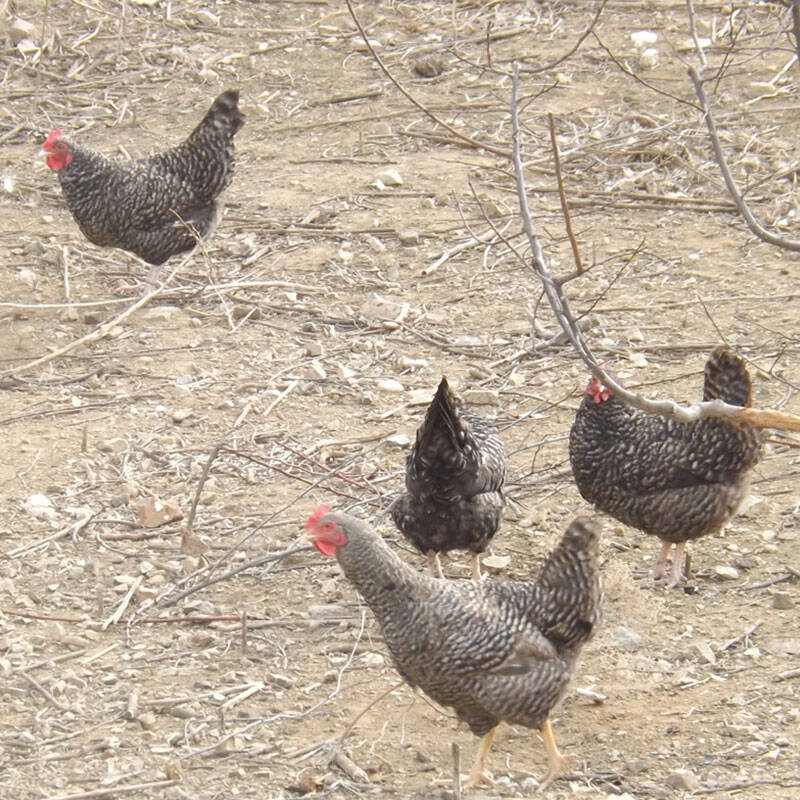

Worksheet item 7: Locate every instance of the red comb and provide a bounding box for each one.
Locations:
[304,504,331,531]
[42,129,62,151]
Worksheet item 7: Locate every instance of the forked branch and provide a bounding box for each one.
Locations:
[510,63,800,432]
[688,65,800,252]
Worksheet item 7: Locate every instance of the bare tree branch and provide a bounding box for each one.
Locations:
[790,0,800,72]
[688,65,800,252]
[547,112,583,274]
[593,32,702,112]
[519,0,609,74]
[510,63,800,432]
[686,0,708,68]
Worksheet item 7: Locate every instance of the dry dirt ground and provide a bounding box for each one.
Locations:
[1,1,800,799]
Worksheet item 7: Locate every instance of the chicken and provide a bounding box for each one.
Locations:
[569,347,762,587]
[391,377,506,579]
[306,506,602,789]
[42,90,244,282]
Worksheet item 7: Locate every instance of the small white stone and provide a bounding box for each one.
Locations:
[374,168,403,187]
[482,555,511,570]
[377,378,404,392]
[638,48,660,69]
[628,351,649,368]
[17,268,38,289]
[666,770,699,791]
[461,389,498,406]
[714,565,740,581]
[695,641,717,665]
[23,493,57,521]
[630,30,658,48]
[9,18,36,45]
[611,626,642,653]
[193,9,219,25]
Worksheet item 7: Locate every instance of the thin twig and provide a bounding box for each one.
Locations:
[43,781,179,800]
[158,543,310,608]
[0,253,190,379]
[686,0,708,67]
[792,1,800,74]
[593,32,702,111]
[688,65,800,252]
[344,0,509,158]
[185,441,225,534]
[102,576,143,630]
[452,742,462,800]
[547,112,583,274]
[20,670,70,711]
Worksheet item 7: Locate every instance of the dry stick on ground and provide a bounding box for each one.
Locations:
[344,0,509,158]
[0,253,190,379]
[42,780,179,800]
[687,69,800,251]
[155,442,390,609]
[156,543,311,609]
[509,63,800,432]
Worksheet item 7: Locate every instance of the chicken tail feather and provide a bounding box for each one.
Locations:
[703,347,752,406]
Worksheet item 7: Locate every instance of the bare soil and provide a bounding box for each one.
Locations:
[1,2,799,799]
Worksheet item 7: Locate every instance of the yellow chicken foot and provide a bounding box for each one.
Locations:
[463,726,497,787]
[427,551,445,579]
[537,718,572,791]
[470,552,482,581]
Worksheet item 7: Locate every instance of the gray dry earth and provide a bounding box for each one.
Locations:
[1,2,799,799]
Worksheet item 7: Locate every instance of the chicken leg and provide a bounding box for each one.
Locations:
[651,540,672,581]
[537,718,571,790]
[463,726,497,787]
[426,551,445,579]
[470,552,482,581]
[668,540,688,588]
[651,540,689,587]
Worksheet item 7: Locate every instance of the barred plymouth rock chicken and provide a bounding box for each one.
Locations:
[42,90,243,282]
[391,377,506,579]
[569,347,763,587]
[306,506,602,789]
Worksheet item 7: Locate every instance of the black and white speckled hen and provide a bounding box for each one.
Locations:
[391,377,506,580]
[306,506,602,789]
[569,347,762,587]
[42,90,243,279]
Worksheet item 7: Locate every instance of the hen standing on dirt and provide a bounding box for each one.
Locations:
[306,506,602,790]
[42,90,244,283]
[569,347,762,587]
[391,377,506,579]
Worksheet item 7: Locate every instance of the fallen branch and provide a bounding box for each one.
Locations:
[43,780,178,800]
[0,253,189,379]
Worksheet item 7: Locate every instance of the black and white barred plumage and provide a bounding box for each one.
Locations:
[569,347,762,581]
[308,509,602,738]
[43,90,243,266]
[391,377,506,574]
